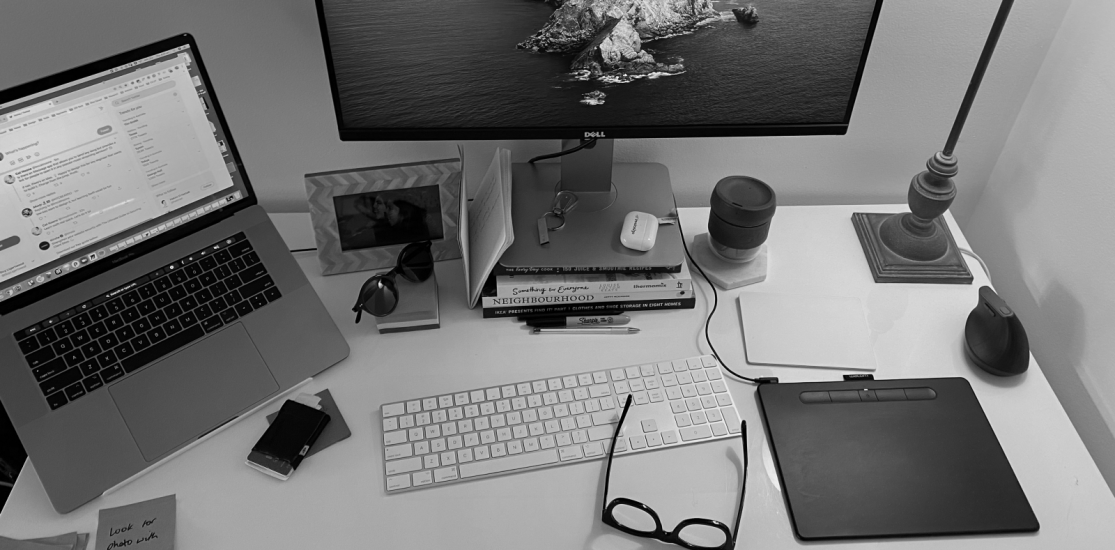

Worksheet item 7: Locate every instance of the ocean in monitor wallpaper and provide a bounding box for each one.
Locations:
[320,0,878,130]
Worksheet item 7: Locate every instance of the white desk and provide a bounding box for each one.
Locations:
[3,205,1113,548]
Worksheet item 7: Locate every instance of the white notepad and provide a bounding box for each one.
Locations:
[738,293,877,371]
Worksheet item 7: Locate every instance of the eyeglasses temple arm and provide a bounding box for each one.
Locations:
[730,420,748,545]
[602,395,634,519]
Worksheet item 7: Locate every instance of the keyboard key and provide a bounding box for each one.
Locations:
[17,336,40,354]
[78,359,100,377]
[220,308,239,324]
[25,346,57,369]
[679,425,713,441]
[40,366,82,396]
[240,275,275,300]
[64,382,86,402]
[558,446,584,461]
[412,470,433,487]
[386,474,411,491]
[201,316,223,333]
[433,466,458,483]
[101,365,125,383]
[82,374,104,393]
[385,457,423,476]
[32,358,68,382]
[46,391,68,410]
[459,449,559,478]
[37,328,58,346]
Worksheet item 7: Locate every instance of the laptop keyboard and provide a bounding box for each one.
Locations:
[13,233,282,411]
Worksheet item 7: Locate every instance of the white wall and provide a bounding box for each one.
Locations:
[967,0,1115,492]
[0,0,1064,224]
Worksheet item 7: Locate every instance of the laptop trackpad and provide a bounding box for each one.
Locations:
[110,324,279,462]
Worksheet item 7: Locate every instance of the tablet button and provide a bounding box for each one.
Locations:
[904,387,937,400]
[799,391,830,404]
[875,389,907,401]
[829,390,861,403]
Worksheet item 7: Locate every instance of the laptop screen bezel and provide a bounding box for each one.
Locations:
[0,33,259,316]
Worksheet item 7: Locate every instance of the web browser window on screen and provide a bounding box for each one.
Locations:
[0,47,236,294]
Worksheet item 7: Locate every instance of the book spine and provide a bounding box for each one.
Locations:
[496,278,693,298]
[482,297,696,319]
[482,290,689,308]
[492,263,683,276]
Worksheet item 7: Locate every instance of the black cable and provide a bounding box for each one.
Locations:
[289,248,316,253]
[670,199,761,385]
[528,138,597,163]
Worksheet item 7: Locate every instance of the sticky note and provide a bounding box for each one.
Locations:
[96,494,175,550]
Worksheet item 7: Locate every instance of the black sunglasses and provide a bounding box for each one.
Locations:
[602,394,748,550]
[351,241,434,322]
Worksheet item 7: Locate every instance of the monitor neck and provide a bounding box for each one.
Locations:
[559,138,616,212]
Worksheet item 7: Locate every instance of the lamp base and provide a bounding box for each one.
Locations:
[852,212,972,284]
[690,234,767,290]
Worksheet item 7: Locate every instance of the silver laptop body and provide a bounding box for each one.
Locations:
[0,34,349,513]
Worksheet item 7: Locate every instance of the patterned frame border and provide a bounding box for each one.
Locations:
[304,158,462,275]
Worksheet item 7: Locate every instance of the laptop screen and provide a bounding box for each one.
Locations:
[0,39,250,307]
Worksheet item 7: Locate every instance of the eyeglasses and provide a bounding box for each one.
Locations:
[351,240,434,322]
[601,395,748,550]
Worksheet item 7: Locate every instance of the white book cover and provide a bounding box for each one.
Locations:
[482,288,690,308]
[495,260,692,297]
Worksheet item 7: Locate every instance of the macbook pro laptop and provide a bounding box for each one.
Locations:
[0,34,349,513]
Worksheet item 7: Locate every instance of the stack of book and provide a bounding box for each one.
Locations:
[480,261,695,318]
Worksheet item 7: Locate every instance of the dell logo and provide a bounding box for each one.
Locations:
[584,131,606,139]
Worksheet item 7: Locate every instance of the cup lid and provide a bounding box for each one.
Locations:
[711,176,776,226]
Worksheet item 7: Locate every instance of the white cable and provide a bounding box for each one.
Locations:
[958,247,991,281]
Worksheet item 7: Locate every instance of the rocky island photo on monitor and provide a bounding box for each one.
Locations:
[320,0,879,129]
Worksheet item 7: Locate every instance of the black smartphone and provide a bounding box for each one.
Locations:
[246,400,330,480]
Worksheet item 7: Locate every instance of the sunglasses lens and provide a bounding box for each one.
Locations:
[398,242,434,282]
[362,278,399,317]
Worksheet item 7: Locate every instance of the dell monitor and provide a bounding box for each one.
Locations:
[314,0,883,263]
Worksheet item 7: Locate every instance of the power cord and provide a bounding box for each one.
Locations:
[958,247,991,281]
[528,138,598,164]
[670,202,767,386]
[289,248,316,254]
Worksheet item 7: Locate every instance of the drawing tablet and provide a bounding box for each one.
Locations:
[758,378,1038,540]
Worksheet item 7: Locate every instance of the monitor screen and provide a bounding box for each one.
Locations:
[315,0,883,140]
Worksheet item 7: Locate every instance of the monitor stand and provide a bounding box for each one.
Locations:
[498,139,685,272]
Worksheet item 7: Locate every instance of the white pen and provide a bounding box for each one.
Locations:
[525,314,631,328]
[532,327,640,335]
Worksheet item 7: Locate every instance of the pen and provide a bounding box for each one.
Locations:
[526,314,631,328]
[532,327,640,335]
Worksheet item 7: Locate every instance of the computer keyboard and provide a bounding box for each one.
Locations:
[379,354,741,492]
[15,232,282,411]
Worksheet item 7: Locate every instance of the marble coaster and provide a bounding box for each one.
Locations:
[690,234,767,289]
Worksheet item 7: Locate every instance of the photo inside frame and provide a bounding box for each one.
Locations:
[333,186,445,251]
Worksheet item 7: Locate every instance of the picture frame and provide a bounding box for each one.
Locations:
[305,158,462,275]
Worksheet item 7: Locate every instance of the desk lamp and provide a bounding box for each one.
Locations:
[853,0,1014,284]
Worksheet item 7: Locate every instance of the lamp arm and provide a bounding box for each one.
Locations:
[943,0,1015,157]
